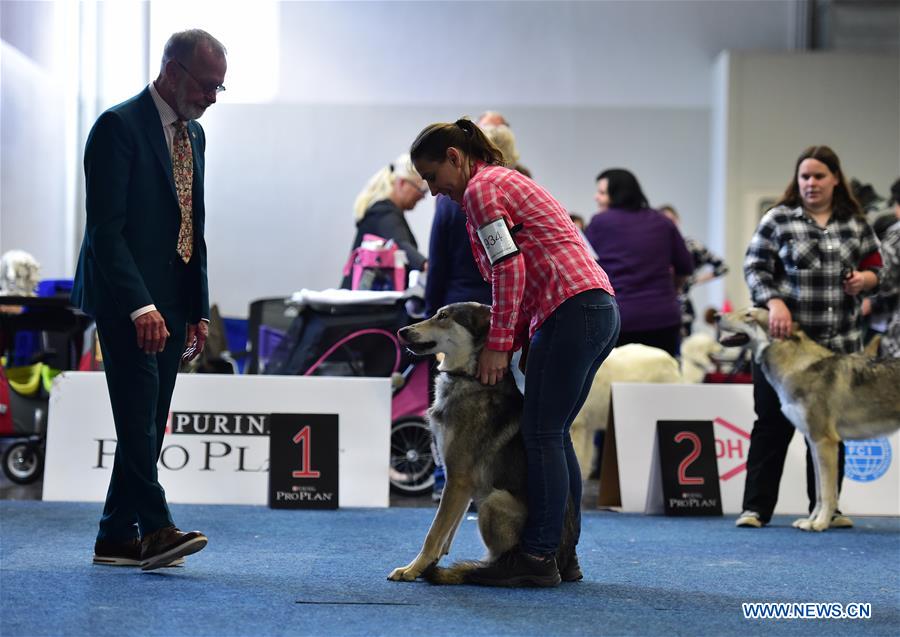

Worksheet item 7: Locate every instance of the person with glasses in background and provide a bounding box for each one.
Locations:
[341,153,430,289]
[72,29,226,571]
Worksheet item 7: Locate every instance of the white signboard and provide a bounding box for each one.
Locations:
[611,383,899,516]
[43,372,391,507]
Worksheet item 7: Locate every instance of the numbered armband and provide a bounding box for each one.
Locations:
[476,218,523,266]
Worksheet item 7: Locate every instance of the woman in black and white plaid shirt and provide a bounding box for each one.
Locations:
[736,145,882,530]
[660,204,730,336]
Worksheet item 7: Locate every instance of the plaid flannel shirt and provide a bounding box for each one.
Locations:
[685,237,728,288]
[462,162,614,351]
[744,205,881,354]
[875,222,900,358]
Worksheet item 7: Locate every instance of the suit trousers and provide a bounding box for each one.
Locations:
[742,361,845,523]
[95,306,187,541]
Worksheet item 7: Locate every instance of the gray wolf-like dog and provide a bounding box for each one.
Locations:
[388,302,577,584]
[718,307,900,531]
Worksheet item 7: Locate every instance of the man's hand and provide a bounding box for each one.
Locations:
[766,298,793,339]
[477,348,510,386]
[183,321,208,361]
[134,311,170,354]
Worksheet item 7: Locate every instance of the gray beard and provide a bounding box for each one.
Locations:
[175,86,206,121]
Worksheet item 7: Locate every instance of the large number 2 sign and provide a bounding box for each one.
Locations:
[674,431,704,486]
[292,426,321,478]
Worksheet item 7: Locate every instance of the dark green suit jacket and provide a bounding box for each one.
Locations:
[72,87,209,323]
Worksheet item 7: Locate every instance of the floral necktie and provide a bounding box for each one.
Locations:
[172,121,194,263]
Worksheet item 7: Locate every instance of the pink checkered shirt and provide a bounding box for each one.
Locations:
[462,162,614,351]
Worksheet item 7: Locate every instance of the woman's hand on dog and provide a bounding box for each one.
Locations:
[478,348,511,385]
[766,298,793,339]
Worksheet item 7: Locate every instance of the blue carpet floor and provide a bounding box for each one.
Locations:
[1,501,898,636]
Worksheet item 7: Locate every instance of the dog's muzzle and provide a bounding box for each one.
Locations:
[718,332,749,347]
[714,314,750,348]
[397,326,436,355]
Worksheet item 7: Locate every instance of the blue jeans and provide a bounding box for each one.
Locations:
[520,289,620,556]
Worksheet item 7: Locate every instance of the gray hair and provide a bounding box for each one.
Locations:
[160,29,226,71]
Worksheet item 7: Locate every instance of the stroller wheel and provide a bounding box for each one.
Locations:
[2,441,44,485]
[389,417,435,496]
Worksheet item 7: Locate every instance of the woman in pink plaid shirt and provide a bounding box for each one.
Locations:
[410,119,620,586]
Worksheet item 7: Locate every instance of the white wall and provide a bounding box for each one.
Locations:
[712,51,900,311]
[4,0,802,316]
[198,0,795,315]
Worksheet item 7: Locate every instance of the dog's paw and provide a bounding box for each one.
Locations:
[810,516,830,532]
[387,565,420,582]
[793,516,828,532]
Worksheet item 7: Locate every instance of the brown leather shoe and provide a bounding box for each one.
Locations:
[93,538,142,566]
[94,537,185,567]
[140,526,207,571]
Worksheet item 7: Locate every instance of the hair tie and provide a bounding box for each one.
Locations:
[455,119,473,137]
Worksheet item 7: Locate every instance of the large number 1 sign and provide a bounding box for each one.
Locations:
[292,426,321,478]
[269,413,338,509]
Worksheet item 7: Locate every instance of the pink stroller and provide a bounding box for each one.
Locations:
[262,293,436,495]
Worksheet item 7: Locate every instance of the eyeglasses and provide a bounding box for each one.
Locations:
[402,178,428,195]
[175,60,226,96]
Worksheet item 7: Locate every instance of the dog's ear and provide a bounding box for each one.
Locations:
[454,303,491,345]
[863,334,882,358]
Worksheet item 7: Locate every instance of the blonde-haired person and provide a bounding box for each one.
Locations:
[341,153,429,288]
[478,116,532,178]
[480,123,519,167]
[410,118,619,587]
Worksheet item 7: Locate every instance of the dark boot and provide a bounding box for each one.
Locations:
[559,552,583,582]
[466,548,561,587]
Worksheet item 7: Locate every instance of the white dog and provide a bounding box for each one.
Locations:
[0,250,41,296]
[679,332,724,383]
[571,334,723,479]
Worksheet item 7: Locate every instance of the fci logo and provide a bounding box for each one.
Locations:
[713,417,751,481]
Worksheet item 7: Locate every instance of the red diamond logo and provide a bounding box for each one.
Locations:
[714,417,751,481]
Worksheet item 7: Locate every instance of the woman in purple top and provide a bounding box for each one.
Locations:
[584,168,694,357]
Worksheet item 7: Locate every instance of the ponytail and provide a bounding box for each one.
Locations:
[410,118,504,166]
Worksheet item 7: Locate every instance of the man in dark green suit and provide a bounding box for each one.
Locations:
[72,29,226,571]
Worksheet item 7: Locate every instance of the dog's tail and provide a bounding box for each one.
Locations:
[422,560,484,585]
